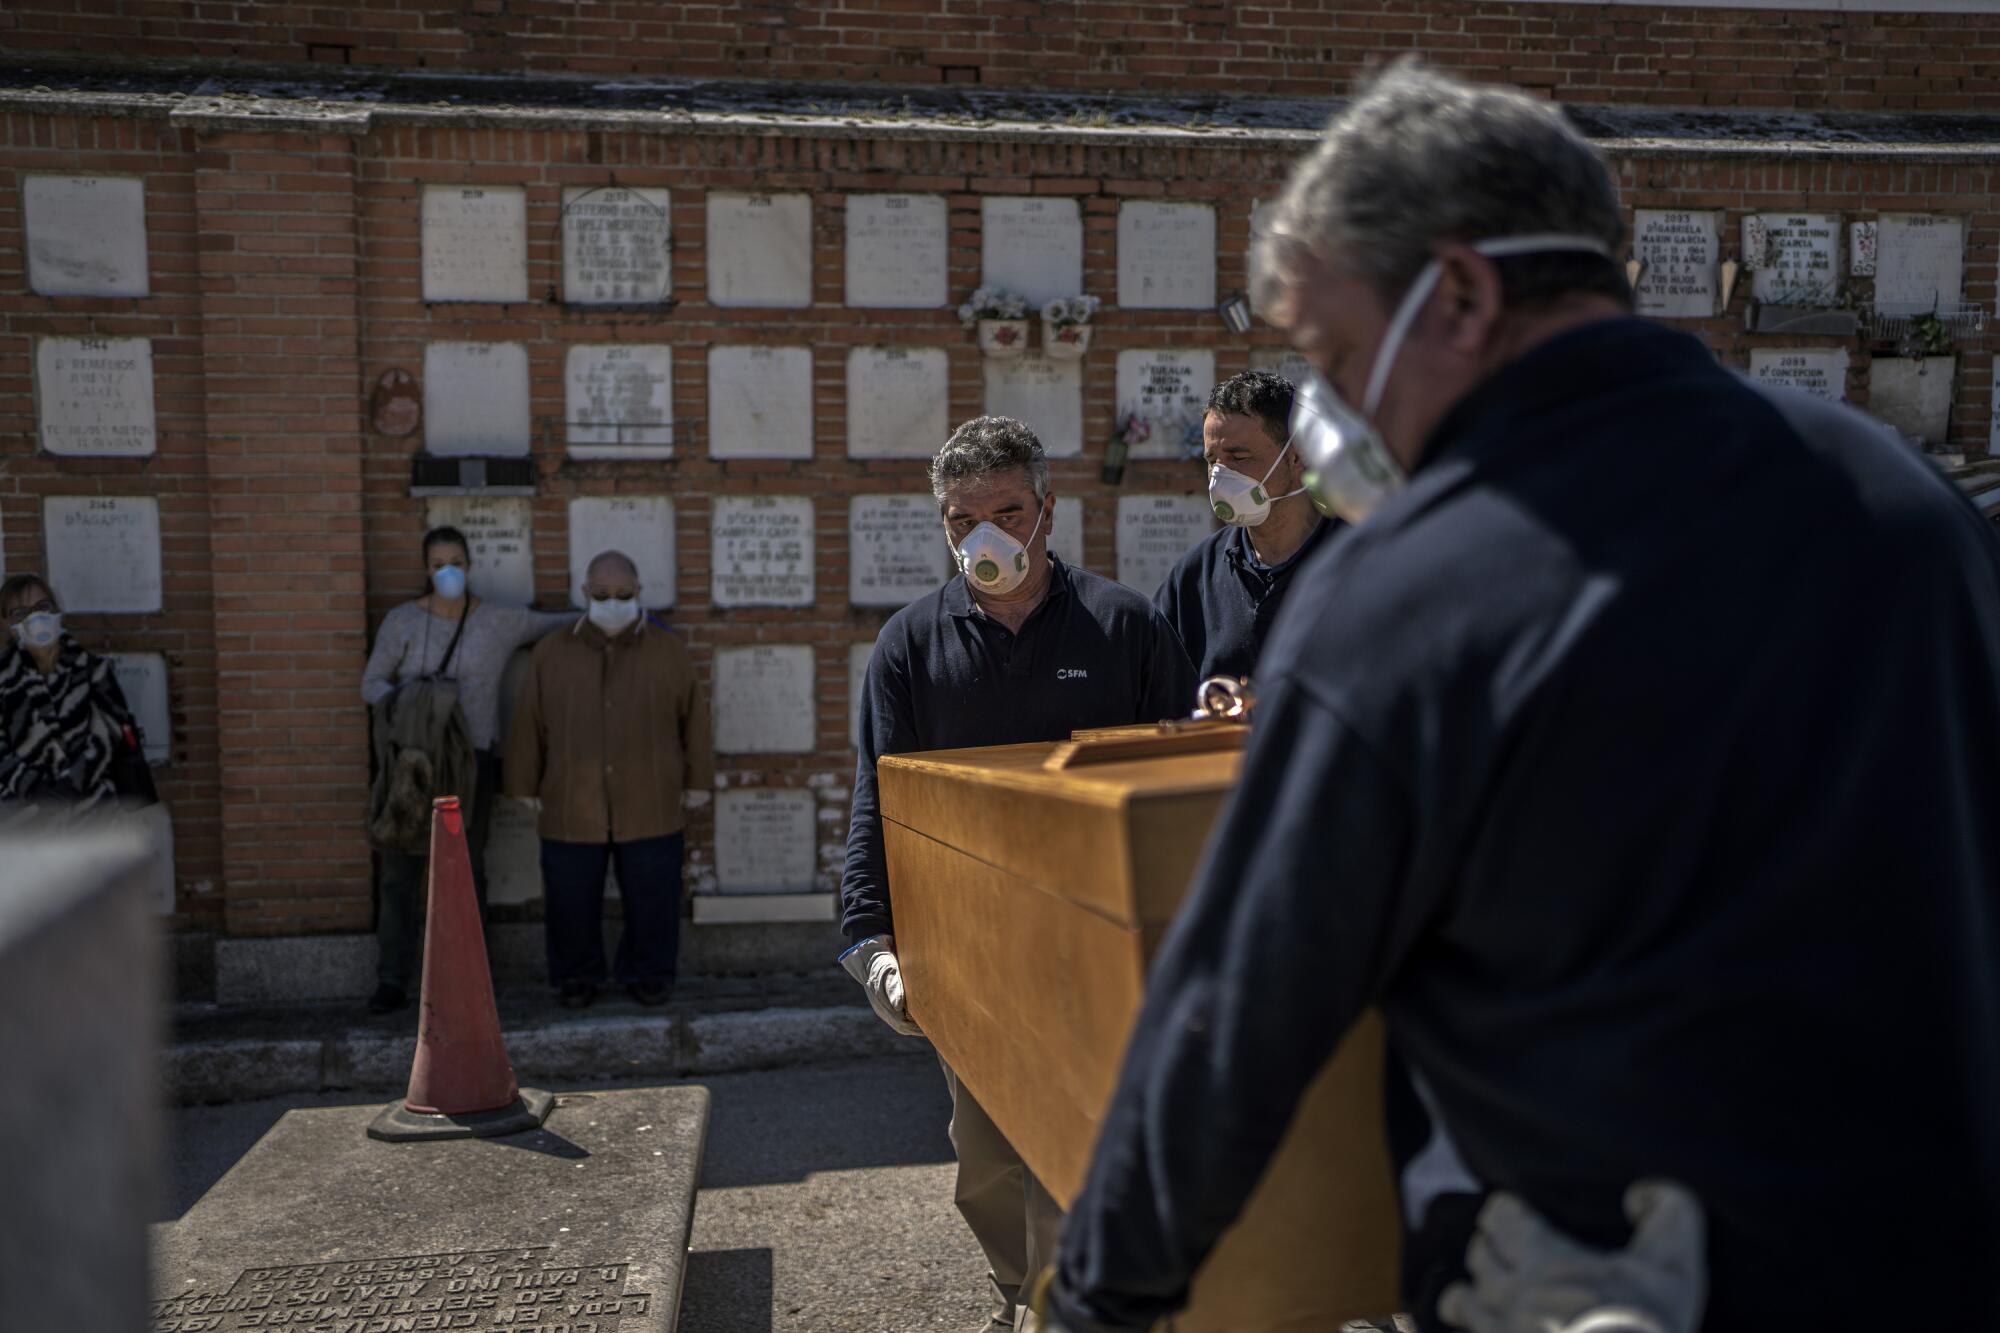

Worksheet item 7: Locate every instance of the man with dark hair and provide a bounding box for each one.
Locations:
[1154,369,1335,680]
[842,415,1195,1332]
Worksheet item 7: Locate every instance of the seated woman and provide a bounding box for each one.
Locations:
[0,573,146,824]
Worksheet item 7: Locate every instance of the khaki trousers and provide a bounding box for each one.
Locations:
[941,1058,1066,1332]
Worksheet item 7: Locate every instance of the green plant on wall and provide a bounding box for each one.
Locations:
[1910,312,1954,357]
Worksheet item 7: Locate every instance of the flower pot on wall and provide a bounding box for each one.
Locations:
[977,319,1029,358]
[1043,322,1092,360]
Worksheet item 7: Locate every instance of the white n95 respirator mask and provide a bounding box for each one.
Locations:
[952,503,1046,596]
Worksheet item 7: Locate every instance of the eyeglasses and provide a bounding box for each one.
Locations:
[3,598,56,625]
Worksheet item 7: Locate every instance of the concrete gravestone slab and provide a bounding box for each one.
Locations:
[23,174,148,297]
[983,357,1082,458]
[1747,213,1841,304]
[149,1088,707,1333]
[1249,347,1315,391]
[1117,495,1212,595]
[846,194,948,308]
[1116,349,1215,460]
[424,342,531,456]
[37,336,157,457]
[850,495,951,608]
[1873,214,1964,314]
[1118,202,1217,310]
[1748,348,1849,401]
[108,652,171,765]
[45,496,162,613]
[422,185,528,304]
[713,788,818,893]
[1048,496,1085,572]
[567,497,675,609]
[566,345,673,458]
[706,192,812,308]
[711,496,815,608]
[1633,209,1721,319]
[707,346,813,459]
[426,497,535,606]
[981,197,1083,307]
[847,347,949,459]
[1868,357,1956,445]
[712,644,816,754]
[562,186,671,305]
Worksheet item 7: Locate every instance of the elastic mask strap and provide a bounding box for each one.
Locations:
[1256,431,1298,487]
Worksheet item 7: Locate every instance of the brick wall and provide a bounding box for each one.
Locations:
[5,2,2000,113]
[1,102,1994,950]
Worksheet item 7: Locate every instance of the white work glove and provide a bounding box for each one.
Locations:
[511,795,542,812]
[1440,1181,1706,1333]
[840,934,923,1037]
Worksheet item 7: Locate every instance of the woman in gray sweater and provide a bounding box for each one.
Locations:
[360,525,573,1013]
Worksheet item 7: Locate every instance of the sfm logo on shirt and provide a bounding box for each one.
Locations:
[1056,667,1089,681]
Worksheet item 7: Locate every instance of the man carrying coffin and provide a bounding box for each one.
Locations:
[842,415,1196,1332]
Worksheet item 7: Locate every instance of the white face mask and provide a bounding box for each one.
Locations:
[1292,233,1614,525]
[10,611,61,650]
[952,502,1047,596]
[587,595,640,634]
[1208,433,1305,528]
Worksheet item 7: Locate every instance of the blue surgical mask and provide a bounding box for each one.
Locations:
[431,564,467,601]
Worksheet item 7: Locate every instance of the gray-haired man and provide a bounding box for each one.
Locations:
[841,416,1196,1332]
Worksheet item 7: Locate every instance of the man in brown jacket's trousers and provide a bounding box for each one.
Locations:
[504,550,714,1008]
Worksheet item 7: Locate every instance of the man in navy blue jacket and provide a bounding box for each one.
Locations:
[1040,60,2000,1333]
[842,415,1195,1332]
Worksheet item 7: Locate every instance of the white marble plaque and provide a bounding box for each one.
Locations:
[1873,214,1964,314]
[1118,202,1217,310]
[714,788,818,893]
[23,176,148,298]
[562,186,671,305]
[36,337,156,457]
[1249,347,1315,390]
[421,185,527,303]
[982,357,1083,458]
[424,496,535,606]
[1748,348,1849,401]
[981,197,1083,308]
[566,344,673,457]
[707,192,812,308]
[846,194,948,308]
[849,640,874,750]
[1633,209,1721,319]
[44,496,162,613]
[1117,495,1212,594]
[107,652,170,765]
[708,346,813,459]
[1868,357,1956,445]
[1117,349,1216,460]
[423,342,530,456]
[1048,496,1085,572]
[847,347,949,458]
[712,496,815,608]
[713,644,817,754]
[567,496,676,609]
[1747,213,1841,304]
[850,495,952,608]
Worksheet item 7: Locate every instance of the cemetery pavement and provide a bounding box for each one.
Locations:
[166,1056,991,1332]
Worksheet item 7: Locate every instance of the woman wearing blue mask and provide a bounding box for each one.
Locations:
[359,525,573,1014]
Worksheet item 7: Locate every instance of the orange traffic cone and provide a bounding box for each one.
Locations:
[368,796,554,1141]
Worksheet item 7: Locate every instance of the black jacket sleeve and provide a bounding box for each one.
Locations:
[1048,677,1430,1330]
[1138,605,1198,724]
[840,633,920,944]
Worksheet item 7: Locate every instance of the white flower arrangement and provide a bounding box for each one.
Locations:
[1041,294,1101,328]
[957,287,1030,327]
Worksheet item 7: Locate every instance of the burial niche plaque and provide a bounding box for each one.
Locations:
[1873,214,1965,314]
[37,336,156,457]
[847,194,948,308]
[850,495,951,608]
[1748,213,1840,304]
[1868,357,1955,445]
[562,186,671,305]
[1633,210,1721,319]
[45,496,162,614]
[1249,347,1315,390]
[1748,348,1849,401]
[1117,495,1212,594]
[421,185,528,304]
[566,344,673,458]
[423,342,531,456]
[1116,349,1216,460]
[713,645,817,754]
[848,347,949,459]
[108,652,170,764]
[982,197,1083,307]
[425,497,535,606]
[707,193,812,308]
[1118,202,1217,310]
[567,496,676,609]
[23,175,148,298]
[714,788,819,893]
[1048,496,1085,572]
[983,357,1083,458]
[712,496,815,608]
[708,347,813,459]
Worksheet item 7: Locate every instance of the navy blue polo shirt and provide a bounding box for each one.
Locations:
[841,555,1197,944]
[1153,517,1339,681]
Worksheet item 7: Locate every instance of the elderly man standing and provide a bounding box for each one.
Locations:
[843,415,1196,1333]
[504,550,712,1009]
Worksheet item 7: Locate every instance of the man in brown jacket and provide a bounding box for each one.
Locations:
[503,550,714,1008]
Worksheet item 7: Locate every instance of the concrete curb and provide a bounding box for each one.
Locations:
[164,1005,928,1105]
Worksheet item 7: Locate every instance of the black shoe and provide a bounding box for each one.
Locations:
[627,981,671,1006]
[557,982,597,1010]
[366,984,407,1015]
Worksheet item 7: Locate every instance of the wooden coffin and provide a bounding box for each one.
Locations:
[879,729,1402,1331]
